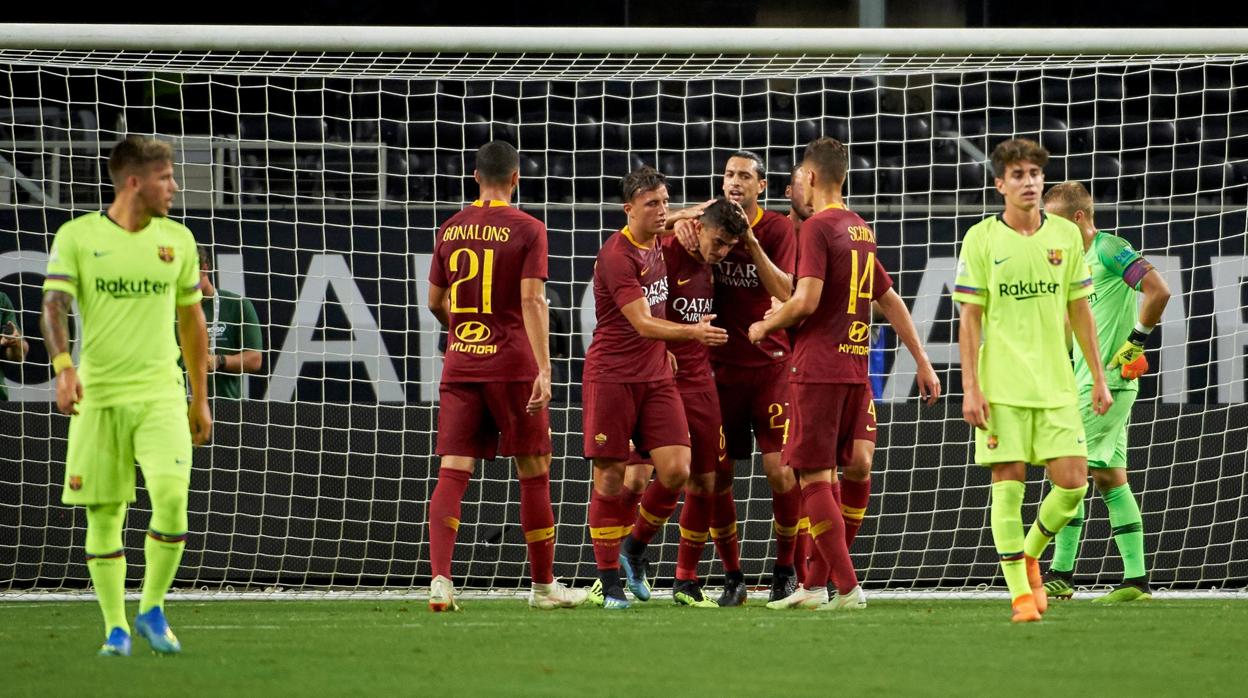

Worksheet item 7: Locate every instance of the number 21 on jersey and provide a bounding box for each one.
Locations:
[448,248,495,314]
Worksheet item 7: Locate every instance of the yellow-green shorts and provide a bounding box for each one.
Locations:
[62,398,192,506]
[975,402,1087,466]
[1080,388,1135,469]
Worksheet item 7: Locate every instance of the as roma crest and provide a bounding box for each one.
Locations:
[158,246,175,263]
[1047,249,1063,266]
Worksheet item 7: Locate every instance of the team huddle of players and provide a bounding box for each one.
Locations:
[423,137,947,612]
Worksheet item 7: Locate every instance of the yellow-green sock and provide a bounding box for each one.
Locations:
[1024,483,1089,559]
[85,504,129,634]
[991,480,1030,600]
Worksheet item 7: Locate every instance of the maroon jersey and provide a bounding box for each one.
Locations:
[583,227,671,384]
[660,236,715,393]
[790,204,893,384]
[428,200,548,383]
[711,208,797,367]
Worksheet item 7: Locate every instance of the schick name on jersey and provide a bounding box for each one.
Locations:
[998,279,1059,299]
[94,277,171,298]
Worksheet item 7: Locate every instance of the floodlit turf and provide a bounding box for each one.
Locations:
[3,597,1245,696]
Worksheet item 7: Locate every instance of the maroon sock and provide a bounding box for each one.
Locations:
[710,488,741,573]
[802,480,859,594]
[805,550,831,588]
[622,488,643,522]
[676,492,712,581]
[772,485,801,567]
[428,468,471,579]
[519,472,555,585]
[589,491,627,570]
[794,516,811,585]
[841,477,871,550]
[630,480,681,547]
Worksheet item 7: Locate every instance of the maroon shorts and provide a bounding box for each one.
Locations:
[436,381,552,460]
[713,360,790,459]
[583,380,690,461]
[783,382,874,471]
[681,389,727,475]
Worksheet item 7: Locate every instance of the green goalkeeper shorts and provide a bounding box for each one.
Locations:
[1080,387,1136,469]
[975,401,1087,466]
[62,398,193,506]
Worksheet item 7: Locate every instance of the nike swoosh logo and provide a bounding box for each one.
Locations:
[677,278,691,286]
[640,267,649,276]
[993,257,1010,265]
[175,459,188,464]
[866,425,876,432]
[93,250,112,257]
[1076,438,1084,443]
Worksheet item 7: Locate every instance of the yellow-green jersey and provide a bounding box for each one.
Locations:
[952,213,1093,408]
[1074,231,1154,394]
[43,212,202,407]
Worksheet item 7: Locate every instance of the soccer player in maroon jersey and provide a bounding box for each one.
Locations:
[750,137,940,610]
[705,150,802,604]
[425,141,585,612]
[620,198,750,606]
[583,166,728,609]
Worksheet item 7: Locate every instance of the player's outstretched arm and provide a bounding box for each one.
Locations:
[177,302,213,445]
[748,276,820,343]
[875,288,941,405]
[520,277,553,414]
[619,297,727,346]
[1068,297,1113,415]
[40,290,81,415]
[957,302,989,429]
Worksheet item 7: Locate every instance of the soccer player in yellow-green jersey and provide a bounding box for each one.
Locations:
[1040,181,1171,604]
[42,136,211,656]
[953,138,1112,623]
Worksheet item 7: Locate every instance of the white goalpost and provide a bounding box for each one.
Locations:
[0,25,1246,599]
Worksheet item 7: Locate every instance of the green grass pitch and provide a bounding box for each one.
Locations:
[3,597,1245,696]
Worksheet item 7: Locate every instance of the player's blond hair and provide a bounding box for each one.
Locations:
[990,138,1049,178]
[108,136,174,189]
[1043,181,1095,219]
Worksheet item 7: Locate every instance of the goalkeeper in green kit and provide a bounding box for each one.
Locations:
[1040,182,1171,603]
[42,136,211,656]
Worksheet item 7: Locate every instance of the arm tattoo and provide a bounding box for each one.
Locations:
[41,290,74,356]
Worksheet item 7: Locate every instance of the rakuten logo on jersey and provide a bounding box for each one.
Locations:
[94,277,171,298]
[998,279,1060,300]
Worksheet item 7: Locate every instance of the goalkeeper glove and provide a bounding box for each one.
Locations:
[1109,328,1150,380]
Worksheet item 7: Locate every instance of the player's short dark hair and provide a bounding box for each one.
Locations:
[108,136,174,189]
[474,140,519,185]
[699,197,750,238]
[991,138,1049,178]
[621,166,667,202]
[802,137,849,185]
[1043,181,1094,218]
[726,150,766,179]
[197,244,213,271]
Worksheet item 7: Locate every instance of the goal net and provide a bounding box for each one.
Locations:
[0,27,1245,595]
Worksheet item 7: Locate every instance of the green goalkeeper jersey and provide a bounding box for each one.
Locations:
[1073,231,1153,394]
[43,212,203,407]
[953,212,1093,408]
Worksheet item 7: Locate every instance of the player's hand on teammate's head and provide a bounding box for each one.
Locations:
[526,373,552,414]
[694,314,728,346]
[673,219,700,254]
[54,368,82,416]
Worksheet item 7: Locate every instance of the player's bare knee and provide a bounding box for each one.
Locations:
[1092,467,1126,493]
[513,454,550,480]
[592,460,626,495]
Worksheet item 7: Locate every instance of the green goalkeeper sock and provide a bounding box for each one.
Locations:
[1103,483,1147,580]
[140,477,189,613]
[1050,497,1086,574]
[1024,483,1088,559]
[85,504,129,634]
[990,480,1030,600]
